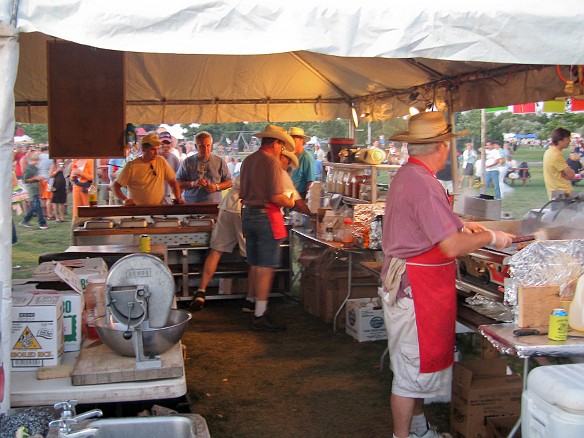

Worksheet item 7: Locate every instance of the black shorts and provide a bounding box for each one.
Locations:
[463,163,474,176]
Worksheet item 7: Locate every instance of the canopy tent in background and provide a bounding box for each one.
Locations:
[2,0,584,412]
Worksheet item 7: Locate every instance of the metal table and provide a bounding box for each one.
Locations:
[478,323,584,437]
[290,228,381,332]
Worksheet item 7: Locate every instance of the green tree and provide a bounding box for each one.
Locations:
[18,123,48,143]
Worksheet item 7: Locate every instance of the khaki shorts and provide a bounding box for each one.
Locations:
[209,209,246,257]
[382,296,452,398]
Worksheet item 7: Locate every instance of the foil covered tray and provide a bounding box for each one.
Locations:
[118,217,148,228]
[182,216,214,227]
[151,216,181,228]
[84,219,114,229]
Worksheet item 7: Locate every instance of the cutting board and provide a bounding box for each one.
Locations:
[71,342,183,386]
[517,285,560,328]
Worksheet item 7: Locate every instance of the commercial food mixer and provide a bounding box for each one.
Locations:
[94,253,191,369]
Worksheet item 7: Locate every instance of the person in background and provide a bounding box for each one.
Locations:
[48,159,69,222]
[543,127,575,199]
[108,148,128,205]
[38,144,54,219]
[280,150,312,216]
[435,159,453,194]
[227,156,237,176]
[234,158,242,177]
[70,157,94,220]
[14,144,26,181]
[482,141,502,199]
[314,143,326,162]
[382,112,513,438]
[566,152,583,185]
[458,143,477,189]
[113,132,184,206]
[239,124,295,331]
[159,131,181,203]
[176,131,232,203]
[289,126,316,198]
[20,153,48,229]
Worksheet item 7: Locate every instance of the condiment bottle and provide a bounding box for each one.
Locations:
[88,184,98,206]
[342,218,354,247]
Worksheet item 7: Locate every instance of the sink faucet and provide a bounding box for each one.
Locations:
[51,400,103,438]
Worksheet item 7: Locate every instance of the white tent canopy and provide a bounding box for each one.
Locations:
[3,0,584,411]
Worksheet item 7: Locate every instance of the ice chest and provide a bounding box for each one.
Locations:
[11,292,64,371]
[522,363,584,438]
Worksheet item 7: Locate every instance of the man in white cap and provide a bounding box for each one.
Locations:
[239,125,296,331]
[288,126,316,198]
[113,132,184,205]
[381,112,514,438]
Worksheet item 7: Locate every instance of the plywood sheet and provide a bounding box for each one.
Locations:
[517,286,560,328]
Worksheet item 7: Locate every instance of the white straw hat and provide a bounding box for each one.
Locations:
[390,112,468,143]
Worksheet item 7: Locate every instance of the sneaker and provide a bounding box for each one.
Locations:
[19,221,32,228]
[250,314,287,332]
[241,300,255,313]
[190,290,206,311]
[411,425,452,438]
[39,225,48,230]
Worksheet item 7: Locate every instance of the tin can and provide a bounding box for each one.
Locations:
[548,308,568,341]
[139,234,151,253]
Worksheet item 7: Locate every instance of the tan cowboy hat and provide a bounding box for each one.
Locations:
[354,147,386,165]
[288,126,310,141]
[390,112,468,144]
[253,124,295,152]
[141,132,162,147]
[281,149,299,169]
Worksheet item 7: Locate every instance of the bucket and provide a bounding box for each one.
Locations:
[328,138,355,163]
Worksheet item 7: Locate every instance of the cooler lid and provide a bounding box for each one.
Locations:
[528,363,584,413]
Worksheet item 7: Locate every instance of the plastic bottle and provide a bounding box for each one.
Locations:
[342,218,354,247]
[88,184,98,206]
[569,273,584,331]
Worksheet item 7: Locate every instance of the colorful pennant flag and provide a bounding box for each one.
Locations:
[512,103,536,114]
[571,99,584,112]
[542,100,566,113]
[485,106,509,113]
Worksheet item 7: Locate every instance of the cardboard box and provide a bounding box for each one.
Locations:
[35,258,107,293]
[11,293,64,371]
[462,196,501,221]
[59,291,84,351]
[450,358,522,438]
[54,258,107,293]
[218,277,249,295]
[345,298,387,342]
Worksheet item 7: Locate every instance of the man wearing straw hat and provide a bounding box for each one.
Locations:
[288,126,316,199]
[381,112,514,438]
[239,125,296,331]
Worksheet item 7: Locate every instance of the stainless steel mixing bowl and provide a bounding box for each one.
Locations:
[94,309,191,357]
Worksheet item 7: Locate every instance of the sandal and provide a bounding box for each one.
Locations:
[190,290,206,311]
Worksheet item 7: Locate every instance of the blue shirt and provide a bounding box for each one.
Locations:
[291,150,316,194]
[176,154,232,203]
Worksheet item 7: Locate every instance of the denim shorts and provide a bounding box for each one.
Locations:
[242,208,283,267]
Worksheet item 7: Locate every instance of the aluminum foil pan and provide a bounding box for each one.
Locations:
[118,217,148,228]
[84,219,114,229]
[182,216,214,227]
[151,216,180,228]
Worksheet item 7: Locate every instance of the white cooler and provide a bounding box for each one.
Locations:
[522,363,584,437]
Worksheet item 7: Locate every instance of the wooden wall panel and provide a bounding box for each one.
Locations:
[48,41,125,158]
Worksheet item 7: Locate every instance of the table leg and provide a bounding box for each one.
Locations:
[333,251,352,333]
[507,356,529,438]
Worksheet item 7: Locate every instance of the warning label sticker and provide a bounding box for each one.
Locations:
[13,326,43,350]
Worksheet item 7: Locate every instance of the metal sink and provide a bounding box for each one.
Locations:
[88,416,197,437]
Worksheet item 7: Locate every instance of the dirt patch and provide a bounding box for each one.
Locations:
[181,297,450,437]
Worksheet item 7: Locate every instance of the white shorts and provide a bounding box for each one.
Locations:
[382,296,452,398]
[209,210,246,257]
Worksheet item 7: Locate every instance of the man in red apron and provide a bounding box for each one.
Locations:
[381,112,514,438]
[239,125,296,331]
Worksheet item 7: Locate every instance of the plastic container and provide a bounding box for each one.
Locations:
[85,276,106,340]
[88,184,98,206]
[342,218,354,247]
[522,363,584,438]
[569,273,584,331]
[328,138,355,163]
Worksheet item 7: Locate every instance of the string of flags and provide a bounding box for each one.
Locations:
[486,99,584,114]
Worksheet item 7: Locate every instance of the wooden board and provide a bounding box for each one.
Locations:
[71,342,183,386]
[517,285,560,328]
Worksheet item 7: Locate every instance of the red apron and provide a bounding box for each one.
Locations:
[265,203,288,240]
[406,245,456,373]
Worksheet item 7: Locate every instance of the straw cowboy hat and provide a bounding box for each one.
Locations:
[141,132,162,147]
[390,112,468,143]
[253,124,295,152]
[288,126,311,142]
[354,147,386,165]
[281,149,299,169]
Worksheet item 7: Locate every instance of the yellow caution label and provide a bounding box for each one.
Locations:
[13,326,43,350]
